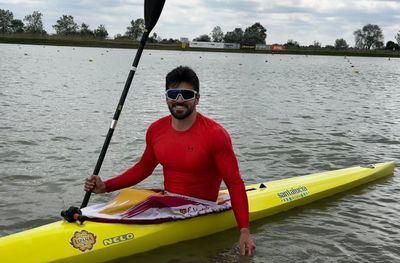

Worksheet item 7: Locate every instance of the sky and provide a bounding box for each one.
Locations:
[1,0,399,46]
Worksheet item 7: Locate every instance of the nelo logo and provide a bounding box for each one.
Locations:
[103,233,134,246]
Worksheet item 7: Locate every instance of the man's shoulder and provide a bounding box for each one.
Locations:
[148,115,171,132]
[198,113,229,137]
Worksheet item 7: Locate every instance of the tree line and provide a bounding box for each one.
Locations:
[0,9,180,43]
[284,24,400,51]
[193,23,267,45]
[1,9,399,50]
[0,9,108,38]
[184,23,400,51]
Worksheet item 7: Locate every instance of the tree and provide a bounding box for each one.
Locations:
[223,27,243,43]
[24,11,45,34]
[310,41,321,48]
[284,39,300,48]
[148,32,159,43]
[193,34,211,42]
[11,19,24,33]
[396,31,400,46]
[242,22,267,45]
[125,18,144,40]
[53,15,79,35]
[80,23,94,37]
[94,24,108,39]
[353,24,384,50]
[211,26,223,42]
[354,29,363,49]
[160,38,179,44]
[385,41,399,51]
[0,9,14,34]
[334,38,349,49]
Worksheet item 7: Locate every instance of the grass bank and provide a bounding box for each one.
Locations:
[1,34,399,58]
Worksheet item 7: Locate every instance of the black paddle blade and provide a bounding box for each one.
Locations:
[144,0,166,32]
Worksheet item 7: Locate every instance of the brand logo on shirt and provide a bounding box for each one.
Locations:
[187,146,194,152]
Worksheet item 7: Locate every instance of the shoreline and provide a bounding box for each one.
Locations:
[1,35,399,58]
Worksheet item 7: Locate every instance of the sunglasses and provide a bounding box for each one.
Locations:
[165,89,198,101]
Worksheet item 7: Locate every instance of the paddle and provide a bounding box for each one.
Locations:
[60,1,166,223]
[80,0,166,209]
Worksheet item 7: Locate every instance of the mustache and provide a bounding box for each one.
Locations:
[172,103,188,107]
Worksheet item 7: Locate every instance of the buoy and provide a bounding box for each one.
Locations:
[351,65,354,67]
[161,57,164,60]
[238,63,242,66]
[24,53,28,56]
[89,59,93,62]
[354,70,359,73]
[265,60,268,62]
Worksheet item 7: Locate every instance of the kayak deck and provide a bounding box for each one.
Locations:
[0,162,395,262]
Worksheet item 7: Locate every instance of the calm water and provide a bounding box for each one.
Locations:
[1,43,400,262]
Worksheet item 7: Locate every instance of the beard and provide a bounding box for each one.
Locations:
[168,102,194,120]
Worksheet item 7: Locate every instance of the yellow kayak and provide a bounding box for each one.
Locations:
[0,162,395,262]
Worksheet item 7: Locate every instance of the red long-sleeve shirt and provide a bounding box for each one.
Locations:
[105,113,249,229]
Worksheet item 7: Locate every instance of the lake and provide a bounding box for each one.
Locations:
[1,43,399,262]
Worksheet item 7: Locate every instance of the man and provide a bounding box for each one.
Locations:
[84,66,255,255]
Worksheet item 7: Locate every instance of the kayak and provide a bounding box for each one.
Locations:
[0,161,395,262]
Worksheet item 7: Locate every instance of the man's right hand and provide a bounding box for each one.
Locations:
[84,175,106,193]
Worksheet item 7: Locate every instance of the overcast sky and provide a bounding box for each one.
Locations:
[1,0,399,46]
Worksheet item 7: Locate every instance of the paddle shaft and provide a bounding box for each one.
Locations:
[80,31,150,209]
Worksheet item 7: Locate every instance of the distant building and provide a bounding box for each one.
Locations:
[224,43,240,49]
[189,41,225,49]
[255,44,270,50]
[187,41,240,49]
[271,44,286,51]
[241,44,255,49]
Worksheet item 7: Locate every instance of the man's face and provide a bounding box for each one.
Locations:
[166,82,199,120]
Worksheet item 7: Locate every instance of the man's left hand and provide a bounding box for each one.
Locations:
[239,228,255,256]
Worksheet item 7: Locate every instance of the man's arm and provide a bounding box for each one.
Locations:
[85,127,159,193]
[211,127,255,255]
[104,127,159,192]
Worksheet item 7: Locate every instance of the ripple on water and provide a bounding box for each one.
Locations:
[50,136,73,141]
[12,140,39,146]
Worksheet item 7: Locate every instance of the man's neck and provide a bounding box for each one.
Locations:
[171,111,198,131]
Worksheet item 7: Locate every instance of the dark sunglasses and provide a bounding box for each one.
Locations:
[166,89,198,101]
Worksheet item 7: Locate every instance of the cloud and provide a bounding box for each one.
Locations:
[1,0,399,45]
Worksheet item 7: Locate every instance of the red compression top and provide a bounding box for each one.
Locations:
[105,113,249,229]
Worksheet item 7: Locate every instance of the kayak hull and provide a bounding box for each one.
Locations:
[0,162,395,262]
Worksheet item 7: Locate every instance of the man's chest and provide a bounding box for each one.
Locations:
[152,133,214,171]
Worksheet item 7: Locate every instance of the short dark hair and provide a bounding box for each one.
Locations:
[165,66,199,93]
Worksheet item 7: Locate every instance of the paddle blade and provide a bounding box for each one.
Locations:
[144,0,166,32]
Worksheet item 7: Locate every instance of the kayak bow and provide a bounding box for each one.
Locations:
[0,162,395,262]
